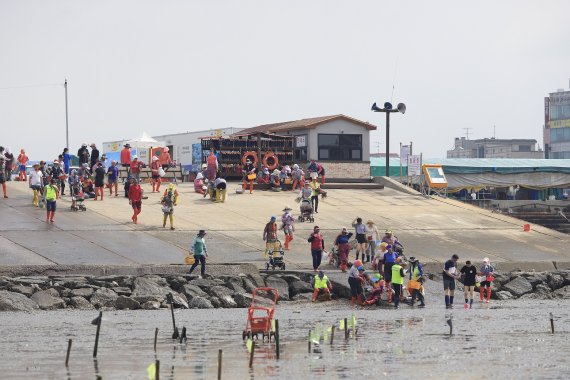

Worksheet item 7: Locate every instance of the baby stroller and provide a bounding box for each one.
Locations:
[328,247,340,268]
[70,184,86,212]
[266,240,286,271]
[297,198,314,223]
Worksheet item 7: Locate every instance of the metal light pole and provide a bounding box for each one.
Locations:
[64,79,69,149]
[371,102,406,177]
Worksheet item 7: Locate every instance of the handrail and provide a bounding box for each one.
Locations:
[559,210,570,224]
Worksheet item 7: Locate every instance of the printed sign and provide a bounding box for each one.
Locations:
[296,135,307,148]
[400,144,411,162]
[407,154,422,176]
[548,119,570,129]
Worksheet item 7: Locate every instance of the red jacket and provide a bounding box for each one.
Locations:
[128,184,142,202]
[120,148,131,165]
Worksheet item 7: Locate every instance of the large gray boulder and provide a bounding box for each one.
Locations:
[289,280,313,297]
[248,273,266,288]
[242,277,258,293]
[90,287,119,308]
[69,296,94,309]
[142,301,161,310]
[188,296,214,309]
[495,290,513,300]
[264,276,289,301]
[180,284,208,301]
[31,290,65,310]
[521,273,547,288]
[207,286,237,307]
[225,277,247,294]
[131,277,172,304]
[502,276,533,297]
[111,287,132,296]
[0,290,39,312]
[188,278,225,291]
[9,285,34,297]
[115,296,141,310]
[233,293,253,308]
[61,277,89,289]
[71,288,94,298]
[520,283,553,300]
[548,273,565,290]
[553,285,570,299]
[14,277,49,287]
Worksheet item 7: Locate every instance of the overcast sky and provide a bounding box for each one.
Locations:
[1,0,569,160]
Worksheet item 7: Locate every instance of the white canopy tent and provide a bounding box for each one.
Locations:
[125,132,166,165]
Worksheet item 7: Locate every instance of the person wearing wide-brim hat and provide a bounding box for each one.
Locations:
[269,168,281,189]
[187,230,208,278]
[120,143,132,176]
[281,205,295,250]
[365,219,380,264]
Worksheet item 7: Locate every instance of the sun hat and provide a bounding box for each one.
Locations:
[282,205,292,211]
[385,230,392,234]
[354,260,362,267]
[196,172,203,180]
[133,155,138,159]
[367,220,374,224]
[357,266,365,271]
[272,169,280,175]
[164,147,169,152]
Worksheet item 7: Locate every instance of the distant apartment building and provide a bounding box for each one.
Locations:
[447,137,543,159]
[544,85,570,159]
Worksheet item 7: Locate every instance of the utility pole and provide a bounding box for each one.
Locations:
[64,79,69,149]
[463,127,472,140]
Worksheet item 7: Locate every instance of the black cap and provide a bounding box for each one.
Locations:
[198,230,206,236]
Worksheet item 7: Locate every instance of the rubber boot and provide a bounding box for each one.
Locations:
[249,181,253,194]
[284,235,290,250]
[312,289,319,302]
[169,213,175,230]
[221,189,226,202]
[486,287,492,303]
[387,283,392,303]
[321,176,325,186]
[366,254,370,263]
[292,180,297,191]
[355,252,359,261]
[163,214,167,228]
[33,190,38,206]
[480,287,485,302]
[351,296,356,306]
[325,289,332,301]
[215,190,221,203]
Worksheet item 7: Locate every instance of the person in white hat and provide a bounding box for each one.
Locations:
[291,164,305,191]
[150,155,162,192]
[130,155,145,183]
[160,146,173,170]
[479,257,495,303]
[194,172,206,195]
[281,205,295,249]
[270,168,281,189]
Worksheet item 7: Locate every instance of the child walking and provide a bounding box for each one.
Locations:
[44,178,60,223]
[460,260,477,309]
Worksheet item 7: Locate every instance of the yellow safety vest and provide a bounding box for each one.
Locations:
[314,275,328,289]
[411,266,421,281]
[45,185,57,201]
[392,264,404,285]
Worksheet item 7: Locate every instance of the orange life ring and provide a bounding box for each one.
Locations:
[242,151,258,167]
[262,151,279,171]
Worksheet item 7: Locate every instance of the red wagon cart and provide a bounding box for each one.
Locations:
[242,287,279,341]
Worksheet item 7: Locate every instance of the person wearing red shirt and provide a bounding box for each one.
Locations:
[130,155,145,183]
[159,147,173,170]
[308,226,325,271]
[120,143,132,178]
[128,177,143,224]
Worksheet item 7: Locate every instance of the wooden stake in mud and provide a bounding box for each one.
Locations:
[65,339,72,366]
[275,319,280,359]
[344,318,349,340]
[249,341,256,368]
[308,330,312,353]
[167,293,179,339]
[154,328,159,352]
[179,326,187,344]
[550,312,554,334]
[447,316,453,335]
[93,311,103,358]
[330,325,335,345]
[218,349,223,380]
[155,359,160,380]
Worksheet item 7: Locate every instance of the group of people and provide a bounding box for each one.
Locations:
[443,254,495,309]
[253,160,325,193]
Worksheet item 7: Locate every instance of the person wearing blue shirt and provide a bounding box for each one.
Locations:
[62,148,71,174]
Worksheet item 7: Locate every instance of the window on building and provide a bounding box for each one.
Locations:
[550,104,570,120]
[318,134,362,161]
[550,127,570,142]
[518,145,531,152]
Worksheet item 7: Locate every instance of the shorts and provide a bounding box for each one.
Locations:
[31,185,42,191]
[95,180,104,187]
[356,233,367,244]
[19,164,26,172]
[0,174,4,184]
[384,262,394,282]
[443,278,456,291]
[46,200,56,212]
[152,174,160,180]
[108,177,117,184]
[480,280,491,288]
[131,200,142,210]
